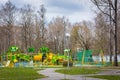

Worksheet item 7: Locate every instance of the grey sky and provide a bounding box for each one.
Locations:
[0,0,96,23]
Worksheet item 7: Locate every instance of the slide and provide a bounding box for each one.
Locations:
[5,60,10,67]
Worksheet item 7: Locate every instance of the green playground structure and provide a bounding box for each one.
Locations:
[75,49,108,66]
[0,46,70,67]
[77,50,94,65]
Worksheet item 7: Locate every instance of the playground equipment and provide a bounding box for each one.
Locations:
[28,47,35,53]
[0,46,69,67]
[34,54,42,61]
[0,45,108,67]
[5,60,10,67]
[76,49,107,66]
[99,50,106,64]
[63,49,73,67]
[77,50,94,65]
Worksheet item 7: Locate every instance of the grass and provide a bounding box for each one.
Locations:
[89,75,120,80]
[40,65,63,68]
[0,67,45,80]
[55,67,101,75]
[118,62,120,66]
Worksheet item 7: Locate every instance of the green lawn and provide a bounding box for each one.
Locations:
[89,75,120,80]
[0,67,45,80]
[55,67,101,75]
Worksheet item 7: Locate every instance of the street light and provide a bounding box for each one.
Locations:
[54,36,57,53]
[65,33,70,68]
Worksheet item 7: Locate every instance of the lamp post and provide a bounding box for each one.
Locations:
[54,36,57,53]
[65,33,70,68]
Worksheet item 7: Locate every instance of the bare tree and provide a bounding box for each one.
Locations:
[37,5,46,47]
[91,0,119,66]
[20,4,35,52]
[70,21,93,51]
[34,15,41,51]
[0,0,16,49]
[47,17,67,54]
[94,13,110,56]
[70,24,79,53]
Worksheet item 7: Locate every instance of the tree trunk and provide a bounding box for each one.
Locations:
[110,29,112,64]
[114,0,118,66]
[109,2,112,64]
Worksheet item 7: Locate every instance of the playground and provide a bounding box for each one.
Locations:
[0,0,120,80]
[0,46,112,68]
[0,46,120,80]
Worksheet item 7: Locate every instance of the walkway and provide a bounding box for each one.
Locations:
[97,69,120,75]
[37,68,104,80]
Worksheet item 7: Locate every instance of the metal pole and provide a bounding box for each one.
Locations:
[68,51,69,67]
[63,21,66,79]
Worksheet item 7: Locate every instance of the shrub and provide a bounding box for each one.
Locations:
[63,61,73,67]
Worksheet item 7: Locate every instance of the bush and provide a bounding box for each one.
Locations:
[63,61,73,67]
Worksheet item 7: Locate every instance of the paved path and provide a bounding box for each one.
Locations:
[97,69,120,75]
[37,68,104,80]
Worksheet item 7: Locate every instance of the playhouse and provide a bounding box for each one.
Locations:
[75,49,108,66]
[77,50,94,65]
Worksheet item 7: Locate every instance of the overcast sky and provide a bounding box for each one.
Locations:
[0,0,96,23]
